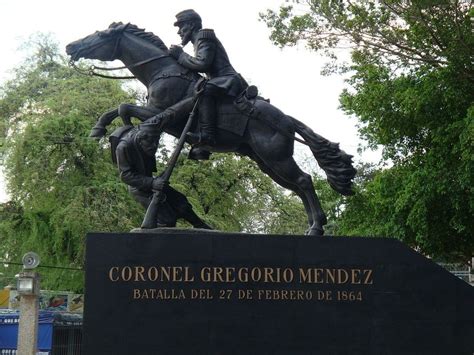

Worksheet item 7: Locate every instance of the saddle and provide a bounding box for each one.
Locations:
[187,86,261,160]
[199,85,261,137]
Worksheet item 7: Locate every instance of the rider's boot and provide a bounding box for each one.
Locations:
[188,147,212,160]
[186,95,216,146]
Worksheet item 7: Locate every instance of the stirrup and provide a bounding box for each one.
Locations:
[186,132,215,146]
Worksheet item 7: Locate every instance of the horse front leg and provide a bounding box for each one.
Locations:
[90,104,162,139]
[118,103,162,124]
[90,108,119,138]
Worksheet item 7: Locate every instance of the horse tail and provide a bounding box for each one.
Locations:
[290,116,356,196]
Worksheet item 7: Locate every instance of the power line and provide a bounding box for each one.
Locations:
[0,261,83,272]
[3,134,105,142]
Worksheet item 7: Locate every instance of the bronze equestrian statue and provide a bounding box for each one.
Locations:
[65,11,356,236]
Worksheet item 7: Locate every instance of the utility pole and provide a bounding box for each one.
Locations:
[16,252,41,355]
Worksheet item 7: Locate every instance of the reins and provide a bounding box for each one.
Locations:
[69,54,171,80]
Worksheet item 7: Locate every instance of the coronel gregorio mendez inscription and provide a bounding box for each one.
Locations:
[107,265,374,302]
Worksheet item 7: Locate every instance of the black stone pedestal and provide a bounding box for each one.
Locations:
[83,232,474,355]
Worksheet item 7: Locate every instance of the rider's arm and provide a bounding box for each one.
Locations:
[116,143,154,191]
[177,30,216,72]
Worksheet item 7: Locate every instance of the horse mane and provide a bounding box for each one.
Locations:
[109,22,169,51]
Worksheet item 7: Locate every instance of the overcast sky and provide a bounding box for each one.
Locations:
[0,0,381,202]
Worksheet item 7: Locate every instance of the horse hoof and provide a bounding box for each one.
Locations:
[89,126,107,138]
[306,227,324,236]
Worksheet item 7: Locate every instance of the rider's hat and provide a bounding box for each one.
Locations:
[138,122,162,137]
[174,9,202,26]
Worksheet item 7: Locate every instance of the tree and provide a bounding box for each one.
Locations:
[261,1,473,78]
[261,1,474,262]
[0,36,142,291]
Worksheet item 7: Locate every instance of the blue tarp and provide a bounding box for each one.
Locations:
[0,311,54,351]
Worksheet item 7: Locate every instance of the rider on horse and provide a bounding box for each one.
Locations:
[169,9,247,147]
[66,19,356,235]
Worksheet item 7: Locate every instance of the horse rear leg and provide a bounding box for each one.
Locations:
[244,151,314,228]
[263,157,327,236]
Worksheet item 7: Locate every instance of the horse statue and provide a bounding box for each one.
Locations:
[66,22,356,236]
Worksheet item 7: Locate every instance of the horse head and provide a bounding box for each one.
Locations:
[66,22,131,62]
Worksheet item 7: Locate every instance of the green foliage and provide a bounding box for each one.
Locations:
[338,52,473,262]
[262,1,474,262]
[339,152,473,262]
[261,1,474,78]
[0,36,142,291]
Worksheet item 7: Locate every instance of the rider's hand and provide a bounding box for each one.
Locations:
[152,177,168,191]
[169,45,183,59]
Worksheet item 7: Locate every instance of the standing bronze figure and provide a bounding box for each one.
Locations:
[111,122,211,229]
[66,13,356,236]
